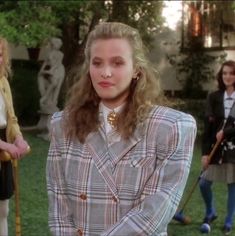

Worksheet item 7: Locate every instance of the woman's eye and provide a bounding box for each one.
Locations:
[114,61,124,66]
[92,61,101,66]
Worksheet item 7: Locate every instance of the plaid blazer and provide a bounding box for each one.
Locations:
[47,105,197,236]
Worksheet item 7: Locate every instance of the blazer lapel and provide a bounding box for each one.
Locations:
[107,128,142,168]
[86,124,143,201]
[86,128,119,200]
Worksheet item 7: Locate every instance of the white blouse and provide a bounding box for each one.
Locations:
[99,103,125,144]
[224,91,235,119]
[0,92,7,128]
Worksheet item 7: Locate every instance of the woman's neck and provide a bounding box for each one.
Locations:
[226,86,234,96]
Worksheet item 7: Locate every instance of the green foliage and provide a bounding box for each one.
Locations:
[107,0,164,45]
[0,1,165,98]
[167,49,226,98]
[0,1,61,47]
[178,52,221,98]
[0,1,164,50]
[170,98,206,137]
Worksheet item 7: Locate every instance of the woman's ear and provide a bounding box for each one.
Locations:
[133,68,140,79]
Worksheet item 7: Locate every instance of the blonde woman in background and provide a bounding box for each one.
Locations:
[0,37,29,236]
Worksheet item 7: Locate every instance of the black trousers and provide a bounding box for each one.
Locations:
[0,129,14,200]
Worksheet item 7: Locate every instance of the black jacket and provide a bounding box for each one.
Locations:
[202,90,235,164]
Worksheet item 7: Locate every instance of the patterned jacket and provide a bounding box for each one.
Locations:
[46,105,197,236]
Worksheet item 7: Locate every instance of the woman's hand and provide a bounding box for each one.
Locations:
[201,155,209,170]
[216,129,224,142]
[2,142,21,159]
[14,135,29,156]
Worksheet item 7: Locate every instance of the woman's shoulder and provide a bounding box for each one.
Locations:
[50,111,65,129]
[0,76,11,93]
[0,76,8,84]
[49,111,65,138]
[208,90,223,98]
[149,105,196,126]
[51,111,63,123]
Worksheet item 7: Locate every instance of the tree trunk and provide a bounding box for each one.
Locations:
[111,0,129,22]
[61,2,105,89]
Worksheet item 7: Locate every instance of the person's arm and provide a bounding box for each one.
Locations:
[2,77,28,157]
[101,113,197,236]
[3,77,21,141]
[201,93,215,156]
[222,114,235,139]
[46,113,77,236]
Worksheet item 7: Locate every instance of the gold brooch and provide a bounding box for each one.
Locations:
[107,111,117,128]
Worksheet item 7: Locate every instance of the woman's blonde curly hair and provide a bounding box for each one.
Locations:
[64,22,165,143]
[0,37,11,78]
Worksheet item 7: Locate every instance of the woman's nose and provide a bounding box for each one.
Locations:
[101,67,112,79]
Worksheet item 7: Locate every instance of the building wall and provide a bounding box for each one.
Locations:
[9,44,48,61]
[149,27,235,94]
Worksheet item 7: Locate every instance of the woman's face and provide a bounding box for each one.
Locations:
[89,38,136,109]
[222,65,235,89]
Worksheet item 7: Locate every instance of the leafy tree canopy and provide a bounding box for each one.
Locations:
[0,0,165,92]
[0,1,164,51]
[0,1,61,48]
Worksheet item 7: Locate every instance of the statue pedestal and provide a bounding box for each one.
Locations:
[37,112,51,130]
[36,112,51,141]
[37,106,59,140]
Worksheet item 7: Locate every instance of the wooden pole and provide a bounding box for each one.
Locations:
[12,159,21,236]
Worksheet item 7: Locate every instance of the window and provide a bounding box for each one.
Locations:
[182,1,235,50]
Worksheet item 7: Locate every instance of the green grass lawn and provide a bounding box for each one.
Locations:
[168,141,228,236]
[8,133,229,236]
[9,131,50,236]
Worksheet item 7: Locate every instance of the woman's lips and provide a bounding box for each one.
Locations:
[98,81,114,88]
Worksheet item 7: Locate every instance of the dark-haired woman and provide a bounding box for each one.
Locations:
[200,60,235,235]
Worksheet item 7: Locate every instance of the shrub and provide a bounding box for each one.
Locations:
[10,59,40,126]
[169,98,206,137]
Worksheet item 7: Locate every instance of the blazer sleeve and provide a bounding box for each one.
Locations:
[101,113,197,236]
[46,113,77,236]
[2,77,22,143]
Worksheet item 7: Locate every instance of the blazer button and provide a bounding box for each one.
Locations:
[77,228,83,236]
[80,194,87,200]
[112,196,117,202]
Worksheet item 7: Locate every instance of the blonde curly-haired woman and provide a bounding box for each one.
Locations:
[0,37,29,236]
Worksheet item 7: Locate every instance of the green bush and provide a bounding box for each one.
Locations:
[10,59,41,126]
[170,98,206,137]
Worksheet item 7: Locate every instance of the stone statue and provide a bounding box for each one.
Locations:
[37,38,65,139]
[38,37,65,113]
